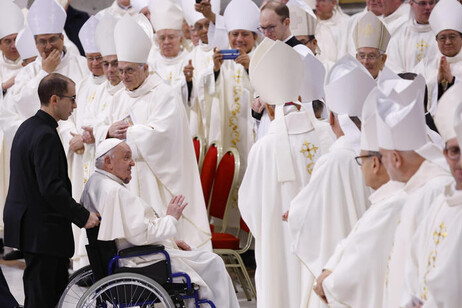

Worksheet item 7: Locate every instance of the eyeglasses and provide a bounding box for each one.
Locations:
[258,25,277,34]
[354,153,382,166]
[102,60,118,68]
[445,145,460,161]
[36,35,61,46]
[412,0,437,6]
[118,64,144,76]
[357,52,383,61]
[436,33,461,43]
[59,95,76,103]
[87,55,103,62]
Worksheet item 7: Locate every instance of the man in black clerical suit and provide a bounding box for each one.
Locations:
[3,73,100,308]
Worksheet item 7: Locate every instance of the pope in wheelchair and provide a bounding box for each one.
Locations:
[80,138,240,307]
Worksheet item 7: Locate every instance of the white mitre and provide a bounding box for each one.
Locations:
[361,88,379,151]
[223,0,260,33]
[288,3,317,36]
[376,90,427,151]
[96,138,124,159]
[429,0,462,35]
[133,13,154,41]
[150,0,184,31]
[181,0,219,27]
[353,11,391,52]
[96,15,117,57]
[300,53,325,103]
[28,0,66,35]
[454,95,462,148]
[114,14,152,63]
[435,83,462,142]
[249,38,304,182]
[0,0,24,40]
[15,26,38,60]
[131,0,149,12]
[379,74,427,107]
[325,54,376,117]
[78,16,100,54]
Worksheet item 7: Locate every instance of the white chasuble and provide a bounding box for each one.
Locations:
[238,109,334,308]
[288,136,371,307]
[0,56,22,91]
[94,73,212,251]
[322,180,406,307]
[383,160,453,308]
[81,170,239,308]
[403,183,462,307]
[382,3,411,37]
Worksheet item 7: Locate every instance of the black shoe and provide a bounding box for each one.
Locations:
[3,250,24,260]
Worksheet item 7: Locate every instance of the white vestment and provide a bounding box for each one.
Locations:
[0,55,22,92]
[403,183,462,307]
[239,108,335,308]
[383,160,453,308]
[81,169,239,308]
[322,181,406,307]
[96,0,137,19]
[382,3,411,37]
[94,73,212,251]
[288,135,371,307]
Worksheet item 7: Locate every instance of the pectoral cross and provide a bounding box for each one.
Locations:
[300,141,318,161]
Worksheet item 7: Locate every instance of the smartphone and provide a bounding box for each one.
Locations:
[219,49,240,60]
[195,0,202,3]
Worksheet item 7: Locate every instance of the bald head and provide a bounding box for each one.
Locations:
[379,149,425,182]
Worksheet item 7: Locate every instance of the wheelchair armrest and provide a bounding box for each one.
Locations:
[118,245,165,258]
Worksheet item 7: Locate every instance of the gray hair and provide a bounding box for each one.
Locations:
[95,147,117,170]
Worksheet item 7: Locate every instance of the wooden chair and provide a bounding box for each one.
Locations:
[192,135,205,171]
[200,141,222,210]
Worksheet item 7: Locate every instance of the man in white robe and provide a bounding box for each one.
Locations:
[96,0,137,19]
[382,0,411,37]
[94,14,212,251]
[288,55,374,308]
[239,39,334,308]
[403,83,462,307]
[81,139,239,308]
[312,87,406,307]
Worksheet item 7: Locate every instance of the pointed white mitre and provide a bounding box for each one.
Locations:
[429,0,462,35]
[15,26,38,60]
[0,1,24,39]
[378,74,426,107]
[325,54,376,117]
[28,0,66,35]
[360,88,379,151]
[78,16,100,54]
[96,138,124,159]
[223,0,260,33]
[435,83,462,142]
[133,13,154,41]
[376,90,427,151]
[288,3,317,36]
[131,0,149,12]
[181,0,219,26]
[249,38,304,105]
[150,0,184,31]
[353,11,391,52]
[114,14,152,63]
[249,38,304,183]
[96,15,117,57]
[300,53,325,102]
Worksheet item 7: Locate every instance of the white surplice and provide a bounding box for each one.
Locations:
[94,73,212,251]
[0,55,22,92]
[81,169,239,308]
[382,3,411,37]
[383,160,453,308]
[322,180,406,307]
[288,135,371,307]
[238,108,335,308]
[403,183,462,307]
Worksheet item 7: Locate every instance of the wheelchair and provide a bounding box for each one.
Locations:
[58,226,216,308]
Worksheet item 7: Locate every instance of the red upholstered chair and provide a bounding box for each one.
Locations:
[200,141,222,210]
[192,135,205,171]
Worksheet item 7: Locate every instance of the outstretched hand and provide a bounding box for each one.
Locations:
[166,195,188,220]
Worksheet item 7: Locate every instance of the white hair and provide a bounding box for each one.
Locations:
[95,147,117,170]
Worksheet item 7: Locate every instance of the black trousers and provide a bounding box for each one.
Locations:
[23,253,69,308]
[0,266,18,308]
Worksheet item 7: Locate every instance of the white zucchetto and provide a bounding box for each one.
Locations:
[96,138,124,160]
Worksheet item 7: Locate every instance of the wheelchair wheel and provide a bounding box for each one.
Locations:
[78,272,175,308]
[58,265,95,308]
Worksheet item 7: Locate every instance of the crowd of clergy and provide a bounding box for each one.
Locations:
[0,0,462,306]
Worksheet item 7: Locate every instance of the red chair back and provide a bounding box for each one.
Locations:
[193,137,201,163]
[240,217,250,234]
[209,151,236,220]
[200,143,219,207]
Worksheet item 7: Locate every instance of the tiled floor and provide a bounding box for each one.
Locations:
[1,258,257,307]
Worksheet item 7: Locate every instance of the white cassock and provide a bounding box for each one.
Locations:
[381,3,411,37]
[315,11,350,71]
[288,135,371,307]
[81,169,240,308]
[345,8,367,56]
[187,44,215,141]
[4,51,89,120]
[94,73,212,251]
[322,181,406,307]
[239,108,335,308]
[383,160,453,308]
[148,49,190,107]
[403,183,462,307]
[0,56,22,92]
